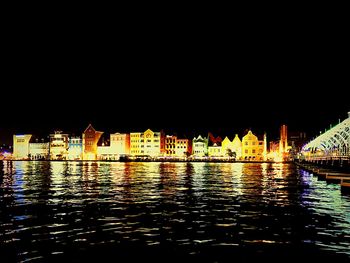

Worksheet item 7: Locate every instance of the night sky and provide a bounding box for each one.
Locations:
[1,21,349,145]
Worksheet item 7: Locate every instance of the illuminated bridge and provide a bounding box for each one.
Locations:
[301,112,350,167]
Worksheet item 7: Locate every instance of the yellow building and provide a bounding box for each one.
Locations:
[221,136,232,156]
[231,134,242,159]
[130,129,165,157]
[208,143,223,157]
[242,130,265,161]
[13,134,32,159]
[220,134,242,158]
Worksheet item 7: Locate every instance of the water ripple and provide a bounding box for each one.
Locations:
[0,161,350,262]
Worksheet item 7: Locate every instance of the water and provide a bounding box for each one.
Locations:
[1,161,350,262]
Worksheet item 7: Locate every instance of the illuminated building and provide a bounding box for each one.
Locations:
[241,130,265,161]
[192,135,208,157]
[97,133,130,160]
[221,134,242,159]
[231,134,243,159]
[175,138,191,157]
[221,136,232,156]
[130,129,165,157]
[208,133,223,157]
[13,134,32,159]
[208,142,222,157]
[165,135,177,156]
[68,137,82,160]
[49,131,69,160]
[130,132,142,155]
[82,124,103,160]
[29,138,49,160]
[110,133,130,155]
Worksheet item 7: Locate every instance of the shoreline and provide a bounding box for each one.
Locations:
[1,159,292,164]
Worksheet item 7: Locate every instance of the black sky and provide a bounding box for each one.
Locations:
[1,18,349,145]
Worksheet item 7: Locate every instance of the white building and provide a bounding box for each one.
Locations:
[13,134,32,159]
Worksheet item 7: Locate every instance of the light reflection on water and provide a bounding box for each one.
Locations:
[0,160,350,262]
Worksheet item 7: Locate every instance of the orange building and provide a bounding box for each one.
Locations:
[82,124,103,160]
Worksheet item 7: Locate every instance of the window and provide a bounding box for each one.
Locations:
[245,142,248,146]
[252,149,256,153]
[245,149,248,153]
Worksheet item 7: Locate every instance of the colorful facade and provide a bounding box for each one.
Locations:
[83,124,103,160]
[68,137,82,160]
[29,142,49,160]
[110,133,130,155]
[192,135,208,157]
[242,130,265,160]
[130,129,165,157]
[49,131,69,160]
[13,134,32,159]
[208,143,222,157]
[165,135,177,156]
[231,134,242,159]
[175,139,191,157]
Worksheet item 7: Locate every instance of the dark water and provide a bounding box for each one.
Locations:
[1,161,350,262]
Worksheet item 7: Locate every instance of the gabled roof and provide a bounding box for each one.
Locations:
[84,124,103,134]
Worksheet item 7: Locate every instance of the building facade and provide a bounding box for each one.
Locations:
[13,134,32,159]
[110,133,130,156]
[165,135,177,156]
[68,137,82,160]
[175,138,191,157]
[49,131,69,160]
[192,135,208,157]
[29,142,49,160]
[82,124,103,160]
[242,130,265,160]
[130,129,165,157]
[231,134,242,159]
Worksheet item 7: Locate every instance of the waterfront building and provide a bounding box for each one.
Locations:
[208,133,223,157]
[165,135,177,156]
[192,135,208,157]
[97,133,130,160]
[68,137,82,160]
[29,138,49,160]
[83,124,103,160]
[49,131,69,160]
[208,142,223,157]
[241,130,265,160]
[130,132,142,155]
[221,136,232,156]
[175,138,191,157]
[231,134,243,159]
[130,129,165,157]
[13,134,32,159]
[110,133,130,156]
[97,140,113,160]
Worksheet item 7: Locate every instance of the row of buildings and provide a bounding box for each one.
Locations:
[12,124,295,161]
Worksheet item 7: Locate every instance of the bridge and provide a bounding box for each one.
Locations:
[300,112,350,168]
